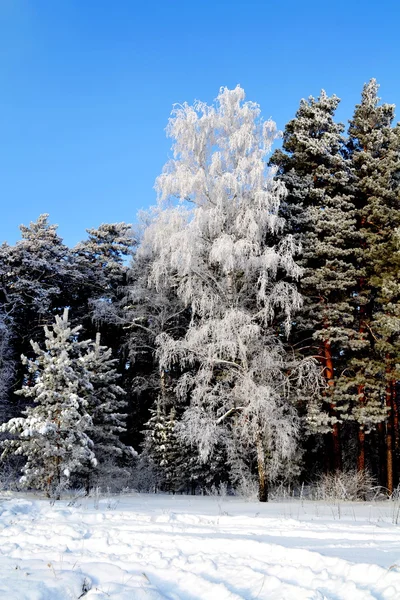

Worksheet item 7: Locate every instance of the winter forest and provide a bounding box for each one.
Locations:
[0,80,399,503]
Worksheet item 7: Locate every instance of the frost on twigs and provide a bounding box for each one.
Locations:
[141,86,321,500]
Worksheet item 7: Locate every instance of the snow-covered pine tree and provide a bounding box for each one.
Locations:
[141,86,320,501]
[0,215,79,416]
[0,309,96,498]
[82,333,132,490]
[346,80,400,489]
[72,222,135,329]
[71,223,137,438]
[269,91,359,472]
[59,222,137,464]
[0,215,74,329]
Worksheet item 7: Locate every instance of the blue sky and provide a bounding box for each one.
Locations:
[1,0,399,246]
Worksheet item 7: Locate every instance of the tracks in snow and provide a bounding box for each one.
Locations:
[0,497,399,599]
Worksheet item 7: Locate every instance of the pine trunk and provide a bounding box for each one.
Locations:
[391,382,399,488]
[256,435,268,502]
[386,381,394,495]
[393,384,400,453]
[356,271,367,477]
[357,381,366,476]
[377,422,386,487]
[357,423,365,474]
[323,340,342,471]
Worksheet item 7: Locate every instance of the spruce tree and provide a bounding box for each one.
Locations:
[0,310,96,497]
[82,333,132,490]
[144,400,228,494]
[143,399,171,491]
[270,91,358,471]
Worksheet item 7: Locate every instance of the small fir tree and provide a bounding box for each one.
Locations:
[143,399,171,491]
[82,333,132,489]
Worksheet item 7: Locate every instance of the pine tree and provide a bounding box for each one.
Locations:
[0,215,79,415]
[72,222,135,331]
[346,80,400,489]
[270,91,359,471]
[142,86,320,501]
[0,215,74,326]
[0,310,96,497]
[71,222,137,442]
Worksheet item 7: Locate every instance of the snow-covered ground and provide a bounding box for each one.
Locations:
[0,492,400,599]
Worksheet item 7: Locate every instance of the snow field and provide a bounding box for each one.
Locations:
[0,493,400,599]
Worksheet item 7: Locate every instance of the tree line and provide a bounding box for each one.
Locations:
[0,80,399,501]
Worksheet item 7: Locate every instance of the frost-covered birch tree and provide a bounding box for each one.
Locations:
[141,86,319,501]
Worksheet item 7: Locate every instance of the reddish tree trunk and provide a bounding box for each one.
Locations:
[377,422,386,487]
[393,384,400,453]
[392,382,399,488]
[323,340,342,471]
[386,381,394,495]
[357,425,365,474]
[357,380,366,475]
[356,269,367,476]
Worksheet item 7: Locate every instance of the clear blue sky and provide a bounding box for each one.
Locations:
[1,0,399,246]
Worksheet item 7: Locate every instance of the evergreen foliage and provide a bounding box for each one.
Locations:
[270,91,359,470]
[344,80,400,488]
[0,310,96,497]
[82,332,132,489]
[0,82,399,501]
[72,222,135,324]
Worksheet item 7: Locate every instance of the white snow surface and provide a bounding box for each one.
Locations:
[0,493,400,599]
